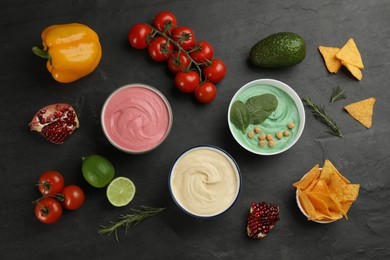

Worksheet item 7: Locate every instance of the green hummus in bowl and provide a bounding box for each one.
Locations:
[228,79,305,155]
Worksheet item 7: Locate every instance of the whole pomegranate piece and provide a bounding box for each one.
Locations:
[247,201,280,239]
[29,103,79,144]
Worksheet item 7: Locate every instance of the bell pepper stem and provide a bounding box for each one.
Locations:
[32,46,52,64]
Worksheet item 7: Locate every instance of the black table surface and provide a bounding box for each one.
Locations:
[1,0,390,259]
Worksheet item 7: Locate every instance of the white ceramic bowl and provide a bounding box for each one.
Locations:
[101,83,173,154]
[295,168,337,224]
[228,79,305,155]
[169,145,241,218]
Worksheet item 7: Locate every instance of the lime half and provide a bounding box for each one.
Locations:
[106,177,136,207]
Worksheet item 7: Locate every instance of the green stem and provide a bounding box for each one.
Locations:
[32,46,52,64]
[147,25,205,83]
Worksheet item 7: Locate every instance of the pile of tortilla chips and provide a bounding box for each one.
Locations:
[293,160,359,222]
[319,38,364,80]
[344,97,376,129]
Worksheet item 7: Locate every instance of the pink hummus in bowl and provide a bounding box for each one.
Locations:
[101,83,173,154]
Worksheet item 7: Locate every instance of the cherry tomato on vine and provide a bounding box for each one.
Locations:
[202,59,227,83]
[35,197,62,224]
[38,170,64,195]
[153,11,177,34]
[195,82,217,103]
[167,52,191,74]
[171,26,195,50]
[190,41,214,63]
[148,36,174,62]
[174,71,200,93]
[61,185,85,210]
[128,23,153,49]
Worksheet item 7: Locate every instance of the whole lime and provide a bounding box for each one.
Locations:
[81,154,115,188]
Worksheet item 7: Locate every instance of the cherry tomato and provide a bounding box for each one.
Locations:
[167,52,191,74]
[128,23,153,49]
[190,41,214,63]
[153,11,177,34]
[35,197,62,224]
[62,185,85,210]
[195,82,217,103]
[202,59,227,83]
[38,170,64,195]
[148,36,174,62]
[171,26,195,50]
[174,71,200,93]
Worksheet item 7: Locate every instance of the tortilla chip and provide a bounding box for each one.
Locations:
[343,61,363,80]
[319,46,342,73]
[293,164,321,190]
[344,184,360,201]
[341,201,354,214]
[306,193,332,219]
[311,179,330,194]
[297,189,317,220]
[344,97,376,128]
[322,160,350,184]
[336,38,364,69]
[312,192,346,219]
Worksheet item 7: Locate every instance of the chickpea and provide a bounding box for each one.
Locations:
[266,134,273,141]
[254,127,261,134]
[288,122,295,129]
[275,132,283,139]
[258,134,266,140]
[268,140,276,147]
[259,140,266,147]
[248,130,255,139]
[283,130,290,136]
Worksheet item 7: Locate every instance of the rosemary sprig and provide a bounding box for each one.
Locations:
[330,86,347,104]
[98,206,165,242]
[302,97,343,137]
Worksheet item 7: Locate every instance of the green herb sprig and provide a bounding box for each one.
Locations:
[98,206,165,242]
[303,97,343,137]
[330,86,347,104]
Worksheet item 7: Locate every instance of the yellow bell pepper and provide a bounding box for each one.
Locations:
[33,23,102,83]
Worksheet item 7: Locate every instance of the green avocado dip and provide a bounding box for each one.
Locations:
[229,84,300,154]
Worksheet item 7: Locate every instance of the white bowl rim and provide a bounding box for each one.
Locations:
[295,168,338,224]
[101,83,173,154]
[227,78,306,156]
[168,145,241,218]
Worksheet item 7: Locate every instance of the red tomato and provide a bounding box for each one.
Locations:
[62,185,85,210]
[148,36,174,62]
[195,82,217,103]
[153,11,177,34]
[167,52,191,74]
[171,26,195,50]
[190,41,214,63]
[38,170,64,195]
[35,197,62,224]
[202,59,227,83]
[128,23,152,49]
[174,71,200,93]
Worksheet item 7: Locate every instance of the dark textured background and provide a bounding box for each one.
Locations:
[1,0,390,259]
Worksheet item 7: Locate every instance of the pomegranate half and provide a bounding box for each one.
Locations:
[29,103,79,144]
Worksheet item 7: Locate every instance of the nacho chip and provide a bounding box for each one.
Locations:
[336,38,364,69]
[293,164,321,190]
[319,46,342,73]
[306,192,332,219]
[342,61,363,80]
[311,179,330,194]
[297,189,317,220]
[321,160,350,184]
[344,97,376,128]
[313,192,345,219]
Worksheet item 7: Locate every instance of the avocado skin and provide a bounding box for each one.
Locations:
[250,32,306,68]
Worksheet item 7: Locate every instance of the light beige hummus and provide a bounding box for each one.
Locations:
[170,147,240,216]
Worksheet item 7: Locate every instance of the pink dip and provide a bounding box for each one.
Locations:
[102,84,172,153]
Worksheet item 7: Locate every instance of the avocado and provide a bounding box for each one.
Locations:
[250,32,306,68]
